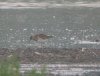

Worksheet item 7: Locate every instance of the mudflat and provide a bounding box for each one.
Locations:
[0,48,100,64]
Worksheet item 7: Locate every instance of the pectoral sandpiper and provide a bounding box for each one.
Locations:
[30,34,53,41]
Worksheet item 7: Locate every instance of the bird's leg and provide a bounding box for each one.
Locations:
[29,38,31,43]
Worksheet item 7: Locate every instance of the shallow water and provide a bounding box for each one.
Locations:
[20,64,100,76]
[0,6,100,49]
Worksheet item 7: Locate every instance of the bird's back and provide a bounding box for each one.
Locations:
[30,34,53,41]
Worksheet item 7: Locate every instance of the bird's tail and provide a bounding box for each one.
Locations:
[48,35,53,38]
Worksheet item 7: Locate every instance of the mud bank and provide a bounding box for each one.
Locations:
[0,48,100,64]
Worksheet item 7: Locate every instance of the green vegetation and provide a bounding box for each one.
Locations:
[0,55,46,76]
[27,67,46,76]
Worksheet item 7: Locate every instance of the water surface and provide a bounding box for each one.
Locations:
[0,7,100,49]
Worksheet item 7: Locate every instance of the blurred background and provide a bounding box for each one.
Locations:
[0,0,99,3]
[0,0,100,49]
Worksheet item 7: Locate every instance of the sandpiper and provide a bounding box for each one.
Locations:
[30,34,53,41]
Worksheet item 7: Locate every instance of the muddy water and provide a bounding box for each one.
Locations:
[0,7,100,49]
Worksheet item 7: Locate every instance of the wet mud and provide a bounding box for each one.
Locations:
[0,48,100,64]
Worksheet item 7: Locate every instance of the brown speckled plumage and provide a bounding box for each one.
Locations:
[30,34,53,41]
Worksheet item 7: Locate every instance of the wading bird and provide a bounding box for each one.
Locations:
[30,34,53,41]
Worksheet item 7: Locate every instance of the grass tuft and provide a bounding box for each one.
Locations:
[27,65,47,76]
[0,54,46,76]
